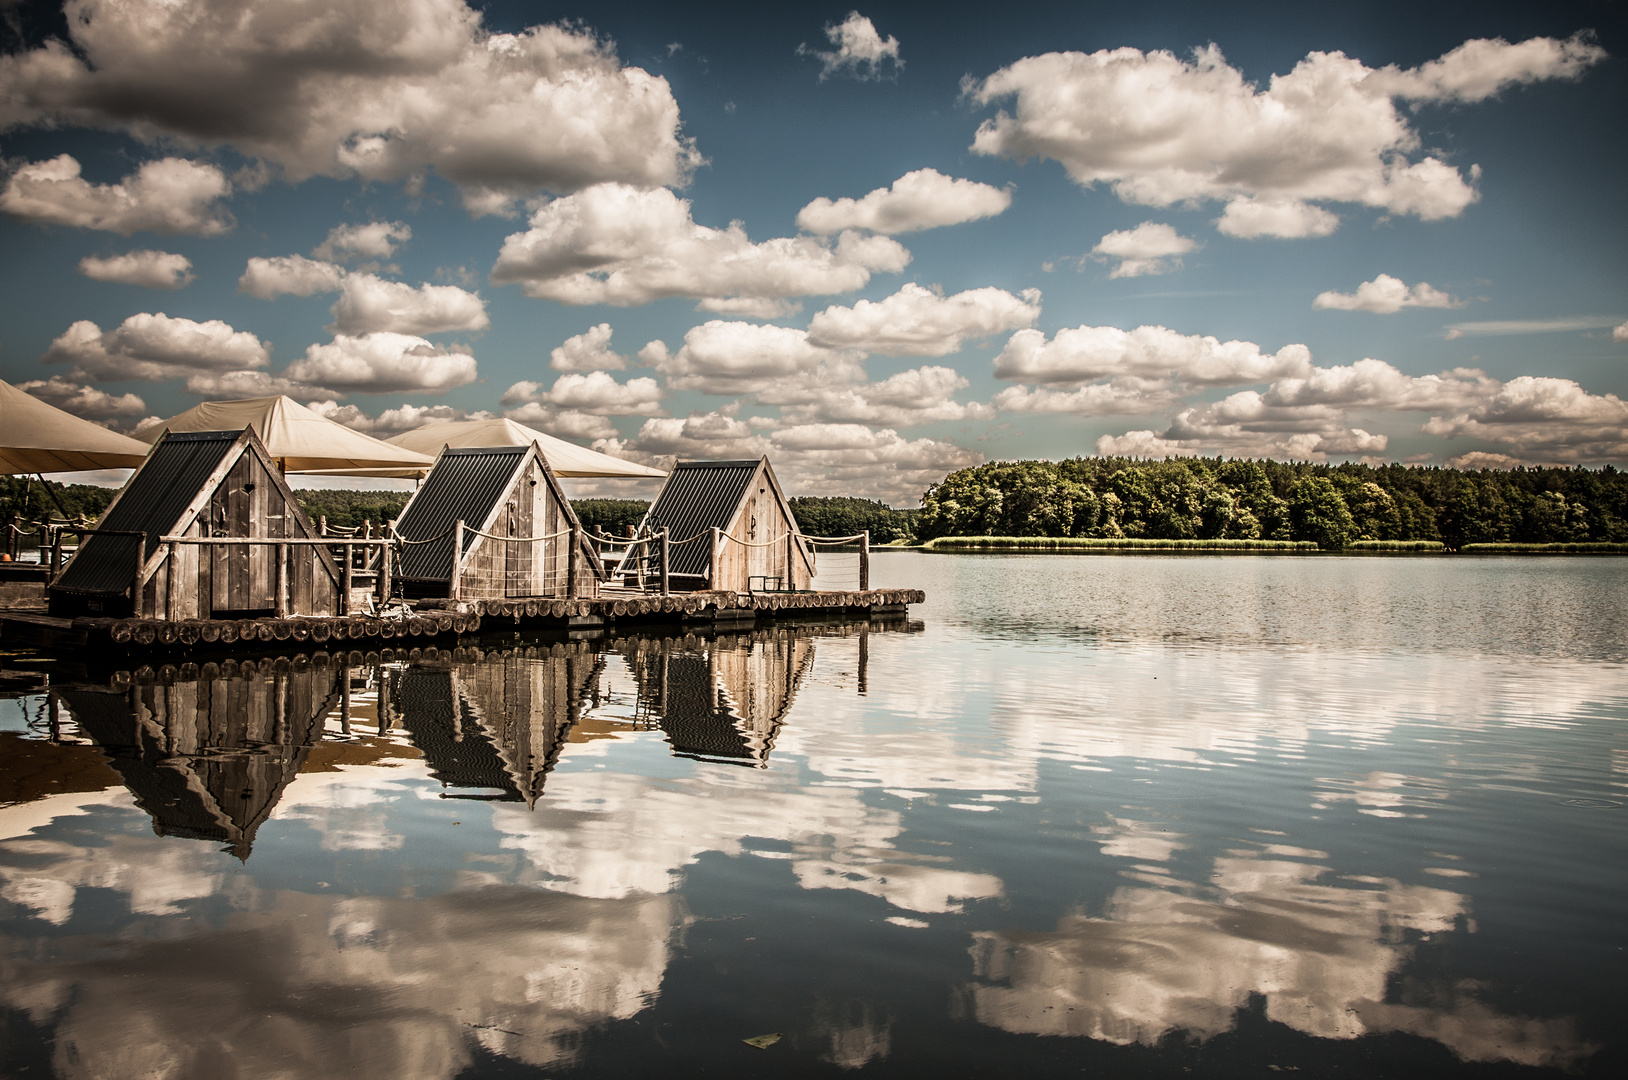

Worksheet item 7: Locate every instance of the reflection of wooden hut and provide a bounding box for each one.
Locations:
[393,443,602,602]
[388,654,598,805]
[49,429,342,619]
[59,664,342,858]
[633,457,813,593]
[630,630,814,767]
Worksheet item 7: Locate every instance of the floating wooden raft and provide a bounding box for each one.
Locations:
[55,587,924,654]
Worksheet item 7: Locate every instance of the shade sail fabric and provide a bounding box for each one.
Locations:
[132,396,435,476]
[385,417,666,478]
[0,378,154,474]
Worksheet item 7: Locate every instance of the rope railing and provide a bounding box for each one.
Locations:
[718,532,797,549]
[463,525,573,543]
[588,530,658,549]
[394,525,458,546]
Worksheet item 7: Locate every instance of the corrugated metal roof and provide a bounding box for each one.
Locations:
[53,431,239,596]
[654,653,762,764]
[394,446,527,581]
[392,667,523,801]
[637,460,761,579]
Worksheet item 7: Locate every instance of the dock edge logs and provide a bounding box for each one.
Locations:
[70,588,924,654]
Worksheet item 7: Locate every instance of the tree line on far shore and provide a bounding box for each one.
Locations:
[913,458,1628,551]
[13,459,1625,554]
[572,497,918,543]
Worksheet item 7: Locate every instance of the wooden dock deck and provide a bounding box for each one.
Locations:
[0,587,925,655]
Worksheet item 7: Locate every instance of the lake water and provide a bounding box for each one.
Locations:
[1,553,1624,1079]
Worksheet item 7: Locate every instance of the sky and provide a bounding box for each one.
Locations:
[1,0,1624,504]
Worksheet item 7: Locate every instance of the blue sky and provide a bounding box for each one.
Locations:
[1,0,1624,502]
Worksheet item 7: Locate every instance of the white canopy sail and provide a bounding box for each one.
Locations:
[133,396,435,476]
[0,378,154,474]
[386,417,666,479]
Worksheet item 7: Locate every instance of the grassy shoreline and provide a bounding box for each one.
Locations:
[907,537,1626,554]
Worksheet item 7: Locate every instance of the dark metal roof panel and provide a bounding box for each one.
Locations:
[638,460,760,578]
[392,668,522,800]
[53,431,239,596]
[394,446,526,581]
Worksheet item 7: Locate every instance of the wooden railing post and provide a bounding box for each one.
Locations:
[166,540,180,620]
[787,531,797,590]
[859,530,870,591]
[275,542,289,617]
[711,527,722,591]
[7,514,18,560]
[567,522,580,599]
[131,532,147,617]
[342,542,354,616]
[380,533,393,609]
[660,529,670,597]
[48,526,63,585]
[319,514,328,537]
[451,520,465,601]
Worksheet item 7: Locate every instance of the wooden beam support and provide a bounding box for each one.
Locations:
[711,527,722,591]
[131,532,147,617]
[859,530,870,591]
[451,519,465,601]
[275,542,289,617]
[660,529,670,597]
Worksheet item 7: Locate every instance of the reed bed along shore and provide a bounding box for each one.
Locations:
[1460,542,1628,553]
[911,536,1624,554]
[1348,540,1446,551]
[921,536,1319,552]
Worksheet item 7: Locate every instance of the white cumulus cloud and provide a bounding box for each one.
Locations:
[500,371,662,416]
[504,404,620,442]
[1421,376,1628,463]
[550,323,626,372]
[286,333,478,393]
[649,320,859,396]
[1615,320,1628,343]
[967,35,1603,228]
[0,0,700,208]
[238,255,348,298]
[994,325,1313,388]
[490,183,910,307]
[603,411,981,504]
[1215,196,1341,239]
[18,376,147,420]
[797,169,1010,235]
[0,155,231,235]
[77,250,194,290]
[329,274,489,335]
[1092,222,1196,277]
[43,313,270,383]
[1314,274,1461,313]
[775,366,993,427]
[800,12,901,81]
[807,283,1041,356]
[240,258,487,335]
[313,221,412,262]
[308,400,494,436]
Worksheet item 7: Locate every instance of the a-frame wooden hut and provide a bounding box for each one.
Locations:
[625,629,815,767]
[58,663,342,859]
[392,442,603,602]
[632,457,814,593]
[49,429,343,619]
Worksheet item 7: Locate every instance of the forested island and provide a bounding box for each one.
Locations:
[915,458,1628,550]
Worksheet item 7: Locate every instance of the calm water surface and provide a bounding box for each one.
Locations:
[1,553,1624,1078]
